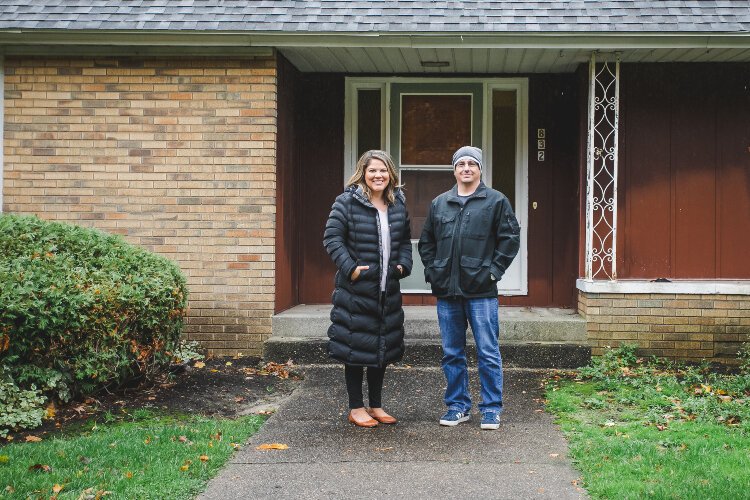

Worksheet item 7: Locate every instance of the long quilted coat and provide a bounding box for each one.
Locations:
[323,186,413,367]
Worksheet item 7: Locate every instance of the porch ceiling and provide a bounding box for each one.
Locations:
[280,45,750,73]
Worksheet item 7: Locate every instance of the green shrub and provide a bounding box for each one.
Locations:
[0,214,188,434]
[0,367,46,439]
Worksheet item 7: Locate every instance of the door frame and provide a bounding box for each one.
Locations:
[344,77,529,295]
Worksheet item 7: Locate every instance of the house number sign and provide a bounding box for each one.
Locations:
[537,128,546,161]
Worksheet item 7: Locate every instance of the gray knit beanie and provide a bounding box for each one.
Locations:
[452,146,482,170]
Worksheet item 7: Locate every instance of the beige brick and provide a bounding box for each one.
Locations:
[4,55,278,355]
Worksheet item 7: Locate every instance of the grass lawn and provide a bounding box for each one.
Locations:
[546,345,750,500]
[0,409,264,499]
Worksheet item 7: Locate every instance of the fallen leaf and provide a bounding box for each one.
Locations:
[256,443,289,451]
[225,361,233,366]
[0,455,8,464]
[180,464,190,471]
[45,403,56,419]
[193,361,206,369]
[124,471,133,479]
[178,436,188,442]
[25,435,43,442]
[199,455,209,462]
[230,443,241,450]
[52,484,64,494]
[549,453,559,458]
[28,463,52,472]
[5,486,15,494]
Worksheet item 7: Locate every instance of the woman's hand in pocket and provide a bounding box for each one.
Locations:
[351,265,370,282]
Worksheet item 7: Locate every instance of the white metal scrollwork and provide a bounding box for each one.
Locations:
[585,52,620,280]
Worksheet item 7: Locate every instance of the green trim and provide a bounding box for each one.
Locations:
[0,44,274,57]
[0,30,749,50]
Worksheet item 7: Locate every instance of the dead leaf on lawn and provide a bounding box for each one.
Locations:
[199,455,209,462]
[0,455,9,464]
[124,471,133,479]
[25,435,43,442]
[28,464,52,472]
[256,443,289,451]
[52,484,64,494]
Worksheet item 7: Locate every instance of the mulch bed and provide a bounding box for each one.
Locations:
[2,357,302,444]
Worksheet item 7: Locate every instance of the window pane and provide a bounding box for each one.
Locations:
[357,89,381,156]
[401,95,471,165]
[491,90,516,208]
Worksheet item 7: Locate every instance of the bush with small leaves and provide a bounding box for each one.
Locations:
[0,214,188,435]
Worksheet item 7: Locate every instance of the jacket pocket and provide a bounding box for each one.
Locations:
[464,209,491,239]
[427,257,450,292]
[437,213,458,240]
[459,255,492,293]
[352,262,379,283]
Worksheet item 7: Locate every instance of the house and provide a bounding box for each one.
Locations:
[1,1,748,363]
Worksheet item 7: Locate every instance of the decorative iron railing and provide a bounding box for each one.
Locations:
[585,52,620,280]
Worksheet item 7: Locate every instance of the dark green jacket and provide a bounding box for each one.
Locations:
[418,182,520,298]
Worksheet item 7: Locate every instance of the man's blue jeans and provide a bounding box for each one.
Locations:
[437,297,503,414]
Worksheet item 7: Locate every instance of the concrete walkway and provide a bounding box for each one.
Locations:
[200,366,587,499]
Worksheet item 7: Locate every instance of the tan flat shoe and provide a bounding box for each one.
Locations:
[367,408,398,425]
[348,411,378,428]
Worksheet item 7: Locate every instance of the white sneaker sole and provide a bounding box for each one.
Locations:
[480,422,500,430]
[439,415,470,426]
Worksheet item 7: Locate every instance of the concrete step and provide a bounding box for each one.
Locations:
[272,305,587,343]
[263,337,591,369]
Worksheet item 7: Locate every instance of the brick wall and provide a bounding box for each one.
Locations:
[3,56,277,356]
[579,292,750,362]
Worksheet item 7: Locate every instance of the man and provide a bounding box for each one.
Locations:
[418,146,520,430]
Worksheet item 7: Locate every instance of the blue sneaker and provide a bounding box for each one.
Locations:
[439,409,470,426]
[480,411,501,430]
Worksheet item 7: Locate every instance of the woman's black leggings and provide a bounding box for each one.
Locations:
[344,365,386,409]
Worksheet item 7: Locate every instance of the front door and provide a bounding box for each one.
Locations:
[345,78,528,295]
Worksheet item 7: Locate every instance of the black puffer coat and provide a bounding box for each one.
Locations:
[323,186,412,367]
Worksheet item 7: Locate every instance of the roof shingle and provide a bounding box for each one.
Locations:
[0,0,748,33]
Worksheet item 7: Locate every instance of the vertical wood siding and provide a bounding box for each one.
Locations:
[620,63,750,279]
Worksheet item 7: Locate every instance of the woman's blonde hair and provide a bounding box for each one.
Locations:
[346,150,400,205]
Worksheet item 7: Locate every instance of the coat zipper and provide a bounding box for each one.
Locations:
[449,205,465,297]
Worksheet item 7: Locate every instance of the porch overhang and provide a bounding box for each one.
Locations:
[1,30,749,73]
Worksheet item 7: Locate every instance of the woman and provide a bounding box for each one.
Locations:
[323,150,412,427]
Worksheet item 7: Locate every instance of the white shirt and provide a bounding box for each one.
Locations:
[377,207,390,292]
